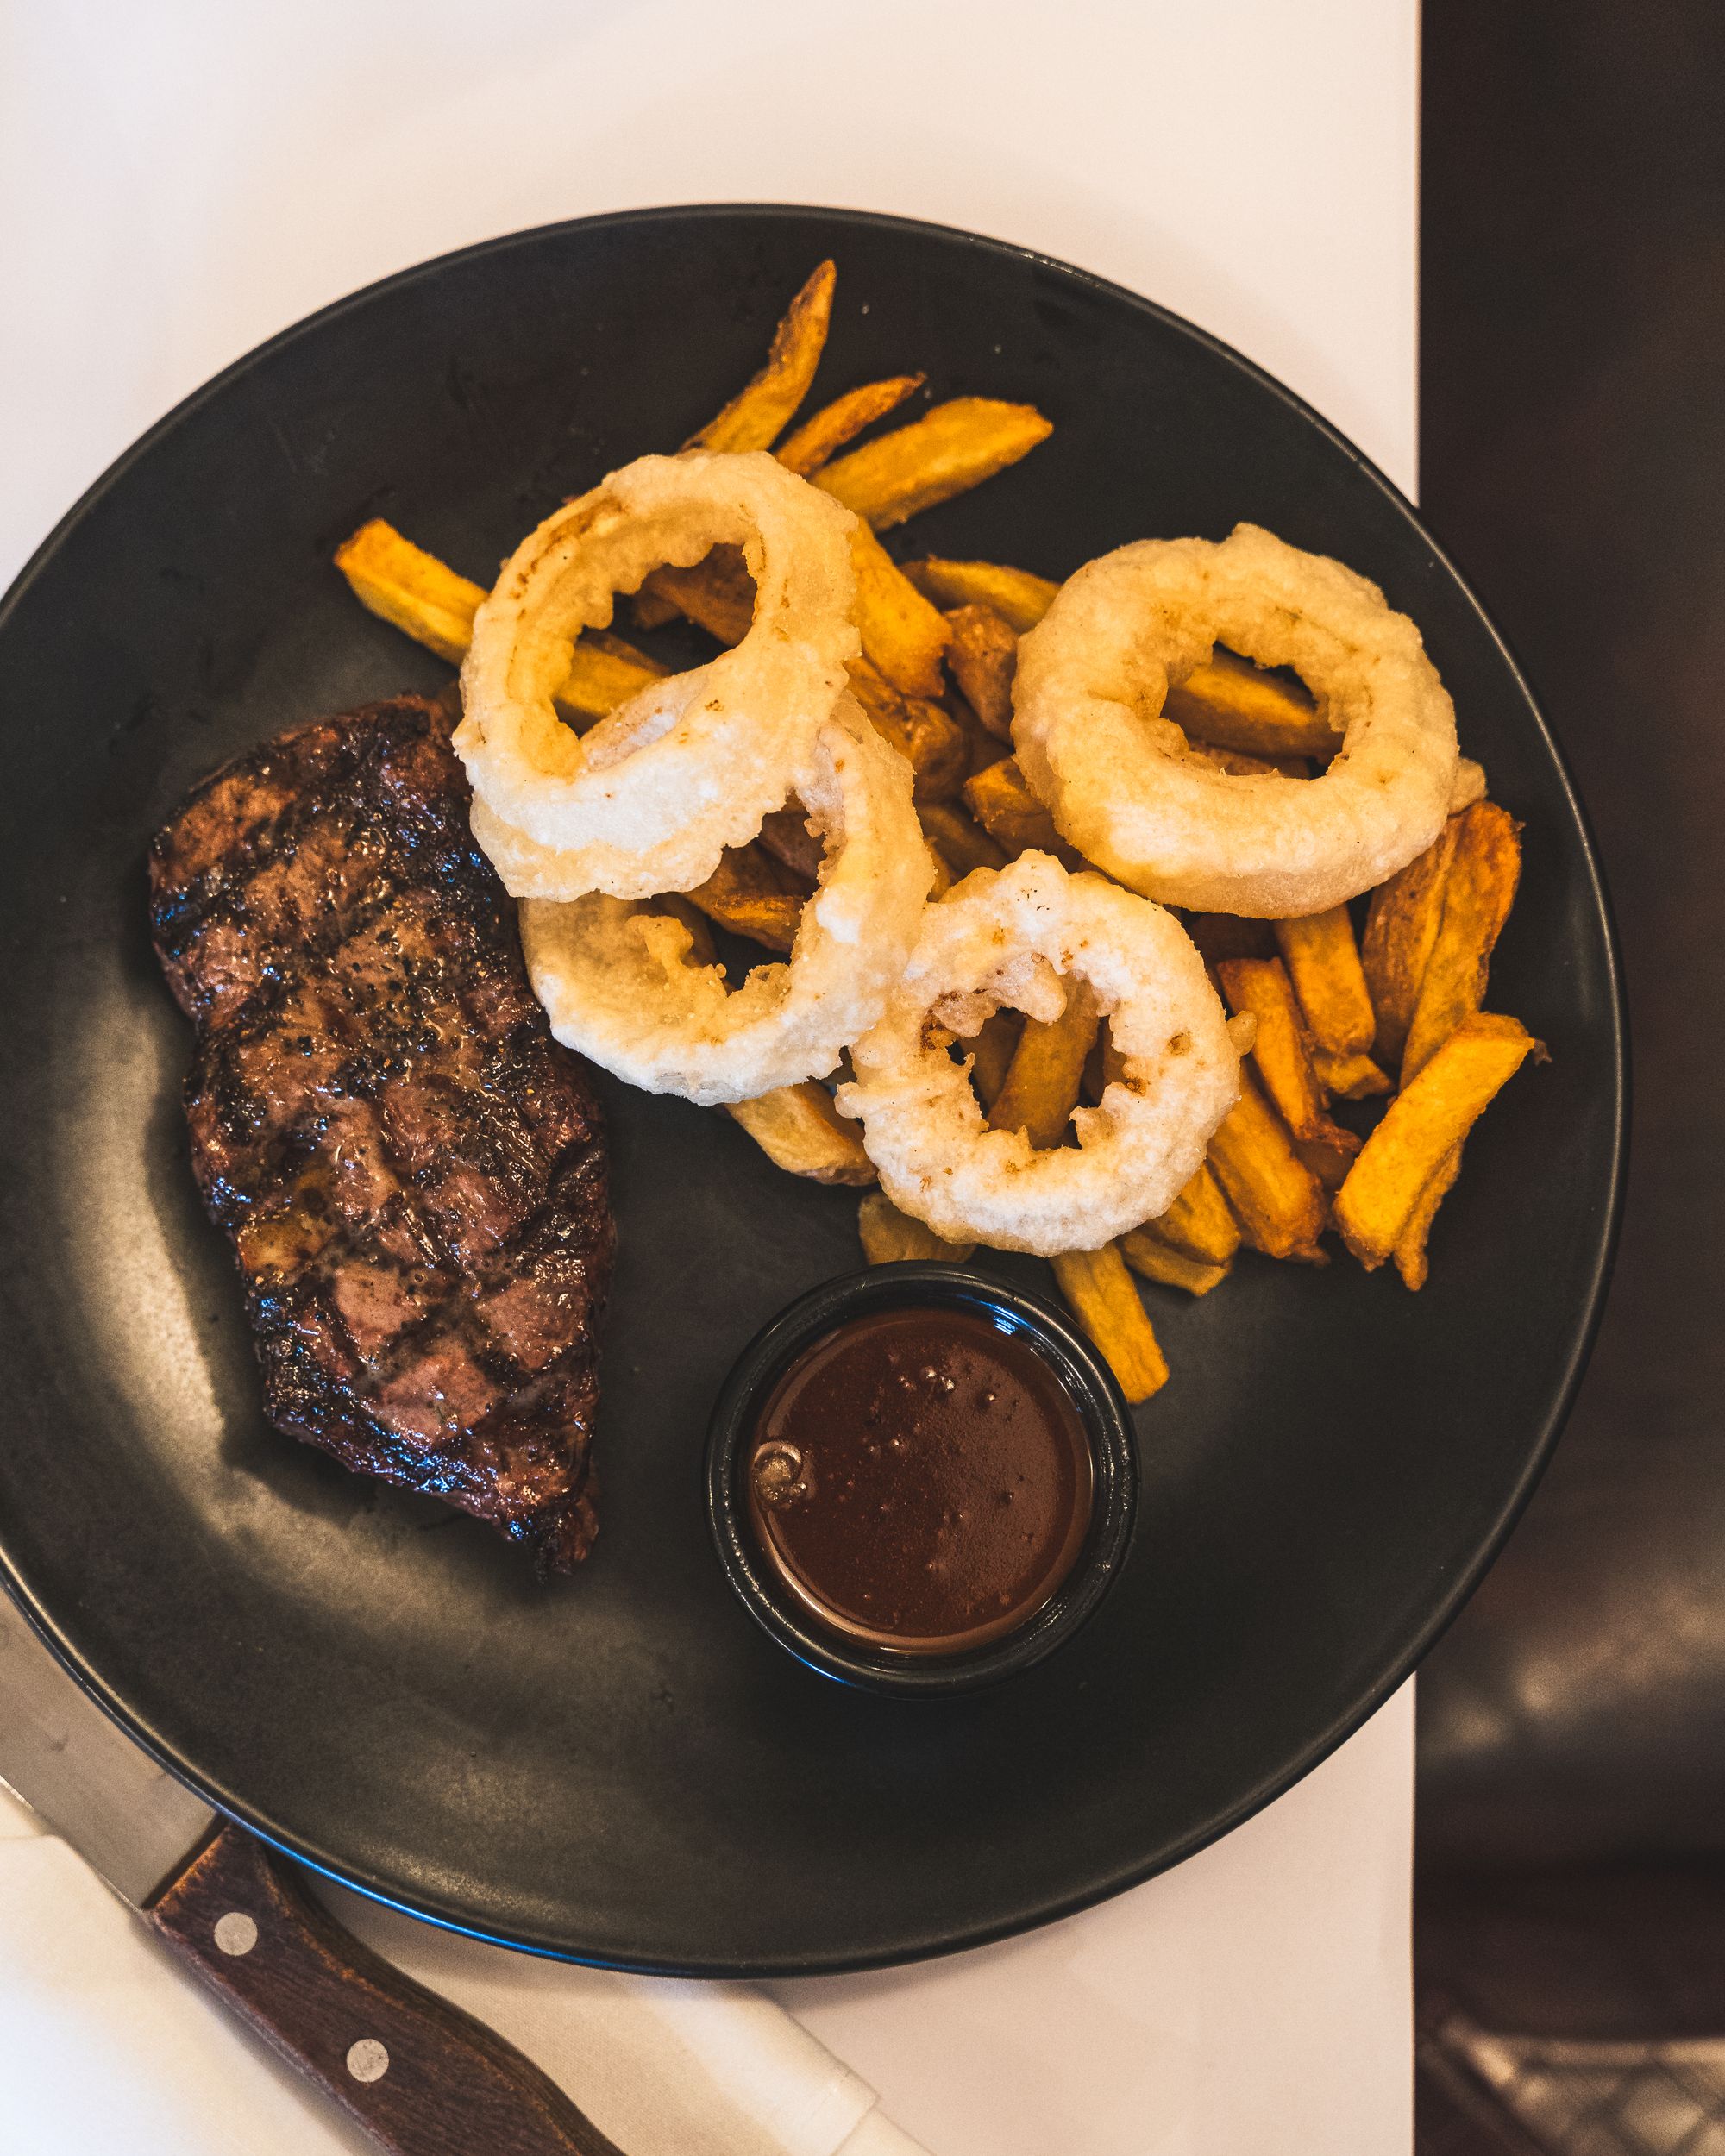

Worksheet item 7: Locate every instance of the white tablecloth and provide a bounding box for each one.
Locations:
[0,5,1419,2150]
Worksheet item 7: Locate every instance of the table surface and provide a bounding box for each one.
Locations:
[0,4,1418,2150]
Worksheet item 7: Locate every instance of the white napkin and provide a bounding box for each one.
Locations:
[0,1783,926,2156]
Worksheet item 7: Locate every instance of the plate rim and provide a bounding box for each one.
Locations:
[0,201,1628,1974]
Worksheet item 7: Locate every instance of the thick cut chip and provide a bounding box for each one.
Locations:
[1361,817,1462,1064]
[335,519,667,724]
[776,373,925,478]
[987,978,1101,1150]
[1271,906,1377,1056]
[686,844,804,956]
[944,604,1019,739]
[1334,1013,1542,1267]
[639,545,756,644]
[756,803,824,886]
[1394,1144,1463,1291]
[1401,801,1524,1080]
[903,556,1061,631]
[857,1189,975,1263]
[684,260,836,454]
[727,1083,875,1185]
[1214,958,1359,1174]
[963,758,1086,870]
[1164,648,1339,761]
[813,399,1052,530]
[1144,1160,1240,1266]
[849,522,949,697]
[845,658,968,803]
[919,801,1008,879]
[1312,1048,1393,1100]
[1050,1245,1169,1402]
[1119,1228,1230,1297]
[961,1008,1022,1114]
[1206,1068,1329,1260]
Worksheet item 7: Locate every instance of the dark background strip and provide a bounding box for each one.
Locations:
[1418,3,1725,2146]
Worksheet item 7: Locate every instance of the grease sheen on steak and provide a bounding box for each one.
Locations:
[149,694,612,1570]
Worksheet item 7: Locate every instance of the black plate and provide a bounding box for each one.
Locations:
[0,206,1623,1974]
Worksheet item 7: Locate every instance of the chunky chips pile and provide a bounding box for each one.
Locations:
[334,262,1545,1405]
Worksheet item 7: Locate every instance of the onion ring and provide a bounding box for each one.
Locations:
[518,700,932,1106]
[457,450,860,899]
[1011,523,1458,917]
[836,854,1239,1255]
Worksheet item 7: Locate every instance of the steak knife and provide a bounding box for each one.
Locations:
[0,1588,621,2155]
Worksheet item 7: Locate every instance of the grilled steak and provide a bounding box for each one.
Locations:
[148,694,612,1570]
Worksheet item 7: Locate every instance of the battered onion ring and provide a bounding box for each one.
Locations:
[836,854,1239,1255]
[457,450,860,900]
[1012,523,1458,917]
[518,700,932,1106]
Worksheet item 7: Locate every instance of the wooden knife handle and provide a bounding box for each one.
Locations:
[148,1823,624,2156]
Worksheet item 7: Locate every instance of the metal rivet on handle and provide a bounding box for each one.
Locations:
[213,1912,258,1957]
[347,2039,390,2084]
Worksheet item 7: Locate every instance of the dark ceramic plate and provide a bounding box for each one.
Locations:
[0,206,1623,1974]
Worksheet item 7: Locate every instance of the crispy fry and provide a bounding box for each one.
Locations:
[844,656,969,803]
[919,800,1008,879]
[336,517,482,664]
[1295,1134,1357,1191]
[1272,907,1376,1056]
[1401,801,1524,1081]
[902,555,1060,631]
[963,758,1086,869]
[1206,1068,1330,1260]
[1050,1245,1169,1402]
[687,845,803,956]
[775,373,925,478]
[1164,648,1339,760]
[963,1008,1023,1113]
[987,978,1100,1150]
[638,546,756,644]
[1144,1161,1241,1267]
[950,695,1006,778]
[756,803,824,886]
[335,518,666,724]
[684,260,836,454]
[1119,1228,1231,1298]
[1311,1048,1392,1100]
[849,522,949,697]
[1393,1145,1463,1291]
[944,604,1018,739]
[1334,1013,1542,1267]
[856,1188,975,1263]
[629,584,680,630]
[1214,958,1358,1175]
[814,399,1053,530]
[1361,817,1461,1064]
[726,1081,875,1185]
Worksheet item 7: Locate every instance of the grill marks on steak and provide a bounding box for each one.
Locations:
[149,695,612,1570]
